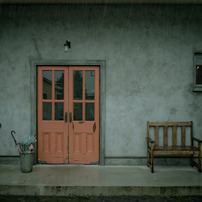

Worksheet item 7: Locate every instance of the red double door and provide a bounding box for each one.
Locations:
[37,66,99,164]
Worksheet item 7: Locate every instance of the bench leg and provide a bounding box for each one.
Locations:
[151,151,154,173]
[147,150,154,172]
[198,155,201,173]
[190,154,194,167]
[198,144,201,173]
[147,146,154,173]
[147,150,150,167]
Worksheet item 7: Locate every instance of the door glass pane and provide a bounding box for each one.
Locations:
[85,103,94,121]
[74,103,82,121]
[74,71,83,100]
[55,103,64,120]
[85,71,95,100]
[55,71,64,100]
[43,103,52,120]
[43,71,52,99]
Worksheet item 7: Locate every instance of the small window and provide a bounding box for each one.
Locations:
[194,53,202,91]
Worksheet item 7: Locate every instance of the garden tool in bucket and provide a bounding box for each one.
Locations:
[11,130,34,173]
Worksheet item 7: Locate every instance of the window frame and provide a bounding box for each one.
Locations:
[193,53,202,92]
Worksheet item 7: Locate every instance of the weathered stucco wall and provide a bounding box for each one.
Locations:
[0,4,202,162]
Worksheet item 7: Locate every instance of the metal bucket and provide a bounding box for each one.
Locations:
[20,151,34,173]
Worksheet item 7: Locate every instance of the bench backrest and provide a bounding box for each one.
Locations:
[147,121,193,147]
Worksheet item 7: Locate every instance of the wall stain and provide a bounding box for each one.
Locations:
[170,107,178,115]
[33,38,42,58]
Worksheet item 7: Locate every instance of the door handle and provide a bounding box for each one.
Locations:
[69,112,72,123]
[65,112,68,123]
[93,122,96,133]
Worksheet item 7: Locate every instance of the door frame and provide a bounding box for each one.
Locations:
[31,60,106,165]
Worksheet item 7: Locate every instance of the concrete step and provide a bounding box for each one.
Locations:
[0,165,201,196]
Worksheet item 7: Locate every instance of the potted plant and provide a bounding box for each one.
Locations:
[11,127,36,173]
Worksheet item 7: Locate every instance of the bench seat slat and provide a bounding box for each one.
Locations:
[154,146,199,151]
[154,150,199,155]
[153,146,199,155]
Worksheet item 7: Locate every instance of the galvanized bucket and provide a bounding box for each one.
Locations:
[20,151,34,173]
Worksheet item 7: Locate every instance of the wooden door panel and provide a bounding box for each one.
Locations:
[71,133,96,164]
[38,66,68,164]
[69,66,99,164]
[73,132,95,153]
[73,122,95,133]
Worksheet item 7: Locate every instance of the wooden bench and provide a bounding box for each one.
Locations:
[146,121,202,173]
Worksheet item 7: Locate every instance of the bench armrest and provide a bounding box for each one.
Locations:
[146,137,154,144]
[193,137,202,143]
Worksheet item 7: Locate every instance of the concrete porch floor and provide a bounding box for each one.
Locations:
[0,165,201,197]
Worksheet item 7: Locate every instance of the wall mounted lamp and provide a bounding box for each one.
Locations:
[64,40,71,52]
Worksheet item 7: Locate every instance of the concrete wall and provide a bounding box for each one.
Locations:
[0,4,202,163]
